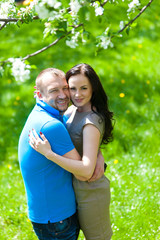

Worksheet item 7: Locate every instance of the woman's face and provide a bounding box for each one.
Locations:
[68,73,93,111]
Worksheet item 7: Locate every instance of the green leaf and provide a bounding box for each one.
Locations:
[126,26,130,35]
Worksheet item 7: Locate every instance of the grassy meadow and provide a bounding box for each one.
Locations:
[0,1,160,239]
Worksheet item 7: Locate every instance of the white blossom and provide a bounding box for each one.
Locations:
[95,6,104,16]
[119,21,125,29]
[97,27,114,49]
[66,32,80,48]
[69,0,81,16]
[127,0,140,13]
[43,22,56,37]
[9,58,31,82]
[92,2,104,16]
[0,0,16,19]
[27,0,38,9]
[35,0,61,19]
[41,0,61,9]
[48,12,62,21]
[35,3,51,19]
[100,36,114,49]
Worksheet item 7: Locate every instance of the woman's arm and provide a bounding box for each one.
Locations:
[29,125,100,180]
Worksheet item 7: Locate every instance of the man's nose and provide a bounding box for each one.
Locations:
[59,90,67,98]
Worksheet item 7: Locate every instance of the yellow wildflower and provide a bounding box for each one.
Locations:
[121,79,125,84]
[14,101,18,106]
[7,164,12,169]
[126,110,130,114]
[138,44,142,48]
[114,159,118,164]
[119,93,125,98]
[146,80,150,85]
[16,96,20,101]
[8,79,12,84]
[132,56,136,60]
[23,0,34,6]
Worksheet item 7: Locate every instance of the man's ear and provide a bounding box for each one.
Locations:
[37,90,43,99]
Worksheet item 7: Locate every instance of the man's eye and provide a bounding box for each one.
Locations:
[63,87,68,91]
[50,89,58,93]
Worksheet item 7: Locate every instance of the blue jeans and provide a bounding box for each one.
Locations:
[31,212,80,240]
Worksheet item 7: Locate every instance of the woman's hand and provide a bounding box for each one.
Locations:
[29,129,52,158]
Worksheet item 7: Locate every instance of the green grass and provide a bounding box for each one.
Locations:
[0,136,159,239]
[0,1,160,239]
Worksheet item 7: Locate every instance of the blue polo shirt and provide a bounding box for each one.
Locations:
[18,99,76,223]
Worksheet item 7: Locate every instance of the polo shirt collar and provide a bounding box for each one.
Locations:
[36,98,62,117]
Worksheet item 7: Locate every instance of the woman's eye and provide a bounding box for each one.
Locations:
[70,88,76,91]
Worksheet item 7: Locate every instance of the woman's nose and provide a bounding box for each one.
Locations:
[75,90,80,97]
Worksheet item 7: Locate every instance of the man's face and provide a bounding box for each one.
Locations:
[40,73,70,113]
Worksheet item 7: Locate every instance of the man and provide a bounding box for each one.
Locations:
[18,68,104,240]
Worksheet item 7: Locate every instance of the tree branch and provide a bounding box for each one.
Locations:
[118,0,154,34]
[0,0,154,65]
[0,22,8,30]
[101,0,109,7]
[23,35,65,61]
[91,0,109,7]
[23,0,153,61]
[0,16,39,24]
[23,23,83,60]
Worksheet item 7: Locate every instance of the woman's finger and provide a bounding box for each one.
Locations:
[40,132,47,141]
[32,129,40,140]
[29,141,36,149]
[29,135,36,145]
[29,130,39,146]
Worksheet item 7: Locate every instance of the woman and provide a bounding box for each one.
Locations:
[30,63,114,240]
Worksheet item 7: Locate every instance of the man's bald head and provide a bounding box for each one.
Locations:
[36,68,66,93]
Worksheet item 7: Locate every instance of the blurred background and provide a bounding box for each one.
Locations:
[0,1,160,239]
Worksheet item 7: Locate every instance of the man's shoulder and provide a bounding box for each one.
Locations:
[31,106,60,124]
[42,118,64,131]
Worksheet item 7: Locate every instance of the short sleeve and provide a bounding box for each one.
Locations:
[41,119,75,156]
[84,113,104,135]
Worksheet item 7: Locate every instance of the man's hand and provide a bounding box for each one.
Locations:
[88,150,105,182]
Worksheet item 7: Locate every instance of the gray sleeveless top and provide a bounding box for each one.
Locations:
[66,108,104,157]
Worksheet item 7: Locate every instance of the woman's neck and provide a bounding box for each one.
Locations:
[77,105,92,113]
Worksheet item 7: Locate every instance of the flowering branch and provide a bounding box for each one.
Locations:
[23,0,154,61]
[118,0,154,34]
[0,16,39,24]
[0,18,20,23]
[23,23,83,60]
[0,0,155,83]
